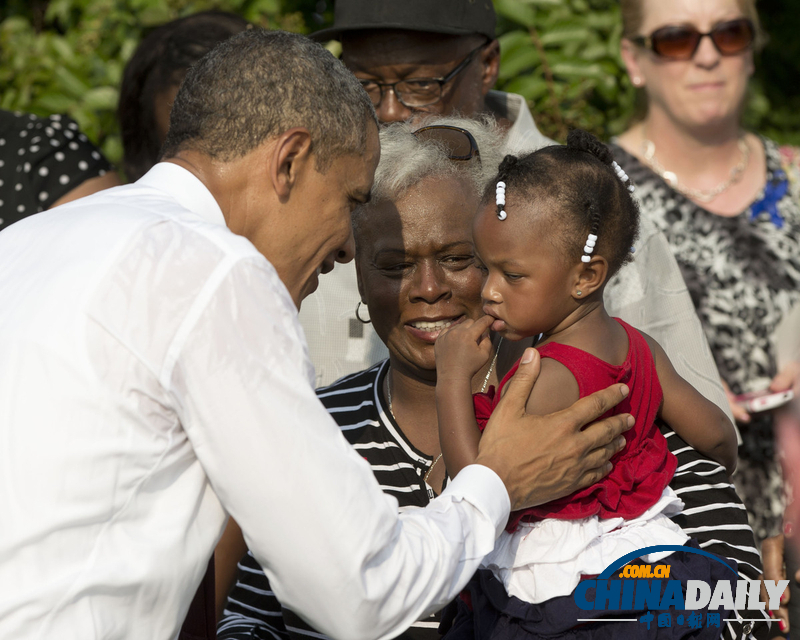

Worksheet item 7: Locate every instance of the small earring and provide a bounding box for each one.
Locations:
[355,301,371,324]
[632,76,642,87]
[576,291,582,297]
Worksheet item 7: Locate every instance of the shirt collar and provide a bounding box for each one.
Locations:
[137,162,226,227]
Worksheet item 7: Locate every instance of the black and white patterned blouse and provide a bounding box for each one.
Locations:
[0,110,112,232]
[612,138,800,540]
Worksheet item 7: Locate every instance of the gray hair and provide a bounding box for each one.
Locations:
[351,115,504,239]
[369,115,505,205]
[161,29,376,171]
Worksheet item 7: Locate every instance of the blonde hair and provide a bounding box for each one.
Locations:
[620,0,765,50]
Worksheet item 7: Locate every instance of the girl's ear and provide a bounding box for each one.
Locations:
[571,255,608,300]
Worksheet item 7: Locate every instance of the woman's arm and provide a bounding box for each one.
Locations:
[647,334,738,475]
[435,316,495,477]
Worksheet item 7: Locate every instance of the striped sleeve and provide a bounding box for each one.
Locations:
[216,550,289,640]
[664,425,772,640]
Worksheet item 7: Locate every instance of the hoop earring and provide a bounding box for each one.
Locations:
[355,301,371,324]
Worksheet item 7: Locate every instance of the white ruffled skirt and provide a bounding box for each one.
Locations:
[481,486,689,603]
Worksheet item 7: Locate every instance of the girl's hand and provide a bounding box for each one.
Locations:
[435,315,494,382]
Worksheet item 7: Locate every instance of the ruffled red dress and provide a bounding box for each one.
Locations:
[474,319,676,532]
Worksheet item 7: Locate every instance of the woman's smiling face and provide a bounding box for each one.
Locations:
[355,173,484,375]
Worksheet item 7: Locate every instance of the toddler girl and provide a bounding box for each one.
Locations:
[435,130,739,639]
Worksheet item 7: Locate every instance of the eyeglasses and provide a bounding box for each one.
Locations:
[411,125,480,162]
[631,18,754,60]
[358,44,486,109]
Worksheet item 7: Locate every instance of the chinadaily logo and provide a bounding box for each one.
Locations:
[573,545,788,632]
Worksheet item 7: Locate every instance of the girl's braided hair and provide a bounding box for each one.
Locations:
[485,129,640,278]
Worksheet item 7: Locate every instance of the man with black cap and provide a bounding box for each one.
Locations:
[314,0,550,148]
[297,0,552,390]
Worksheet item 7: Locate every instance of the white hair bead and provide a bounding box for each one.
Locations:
[581,232,598,263]
[496,181,508,221]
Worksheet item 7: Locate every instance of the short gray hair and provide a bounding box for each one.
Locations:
[368,115,505,205]
[161,29,376,171]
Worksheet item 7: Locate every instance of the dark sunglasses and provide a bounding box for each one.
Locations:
[631,18,755,60]
[411,125,480,162]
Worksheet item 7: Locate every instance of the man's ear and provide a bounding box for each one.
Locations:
[571,255,608,300]
[269,127,313,201]
[480,39,501,97]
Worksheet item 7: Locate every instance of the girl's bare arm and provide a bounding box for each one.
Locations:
[646,334,738,475]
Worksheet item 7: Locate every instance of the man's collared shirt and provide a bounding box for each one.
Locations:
[0,162,509,639]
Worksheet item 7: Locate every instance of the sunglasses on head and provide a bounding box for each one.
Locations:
[411,125,480,162]
[631,18,755,60]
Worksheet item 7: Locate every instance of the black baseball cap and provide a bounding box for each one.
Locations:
[311,0,497,42]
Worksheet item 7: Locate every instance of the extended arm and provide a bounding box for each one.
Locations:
[177,261,631,639]
[648,334,738,475]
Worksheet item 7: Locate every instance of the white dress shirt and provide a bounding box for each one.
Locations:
[0,162,510,640]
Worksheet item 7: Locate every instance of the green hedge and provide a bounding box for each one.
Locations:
[1,0,797,169]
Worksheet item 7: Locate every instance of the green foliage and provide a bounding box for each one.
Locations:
[0,0,316,164]
[1,0,798,168]
[495,0,633,143]
[492,0,800,146]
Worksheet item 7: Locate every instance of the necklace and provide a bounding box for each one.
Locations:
[385,338,502,486]
[641,135,750,203]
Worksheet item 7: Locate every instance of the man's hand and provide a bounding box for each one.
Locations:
[475,348,632,512]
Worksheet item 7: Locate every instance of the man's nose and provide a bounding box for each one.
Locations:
[376,87,414,124]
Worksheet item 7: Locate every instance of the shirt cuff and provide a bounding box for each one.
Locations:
[441,464,511,539]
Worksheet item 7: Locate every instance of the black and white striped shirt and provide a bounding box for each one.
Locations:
[218,362,770,640]
[218,361,443,639]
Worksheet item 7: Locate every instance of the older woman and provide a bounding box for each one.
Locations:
[612,0,800,544]
[218,116,506,638]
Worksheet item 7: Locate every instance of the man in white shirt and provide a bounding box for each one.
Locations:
[0,29,631,640]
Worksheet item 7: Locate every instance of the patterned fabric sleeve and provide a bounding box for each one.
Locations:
[0,110,113,231]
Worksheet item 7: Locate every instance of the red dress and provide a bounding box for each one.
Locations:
[474,319,676,532]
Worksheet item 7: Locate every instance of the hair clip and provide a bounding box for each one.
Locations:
[581,233,597,263]
[611,161,636,193]
[496,181,507,220]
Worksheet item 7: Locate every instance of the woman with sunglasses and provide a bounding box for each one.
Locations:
[612,0,800,550]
